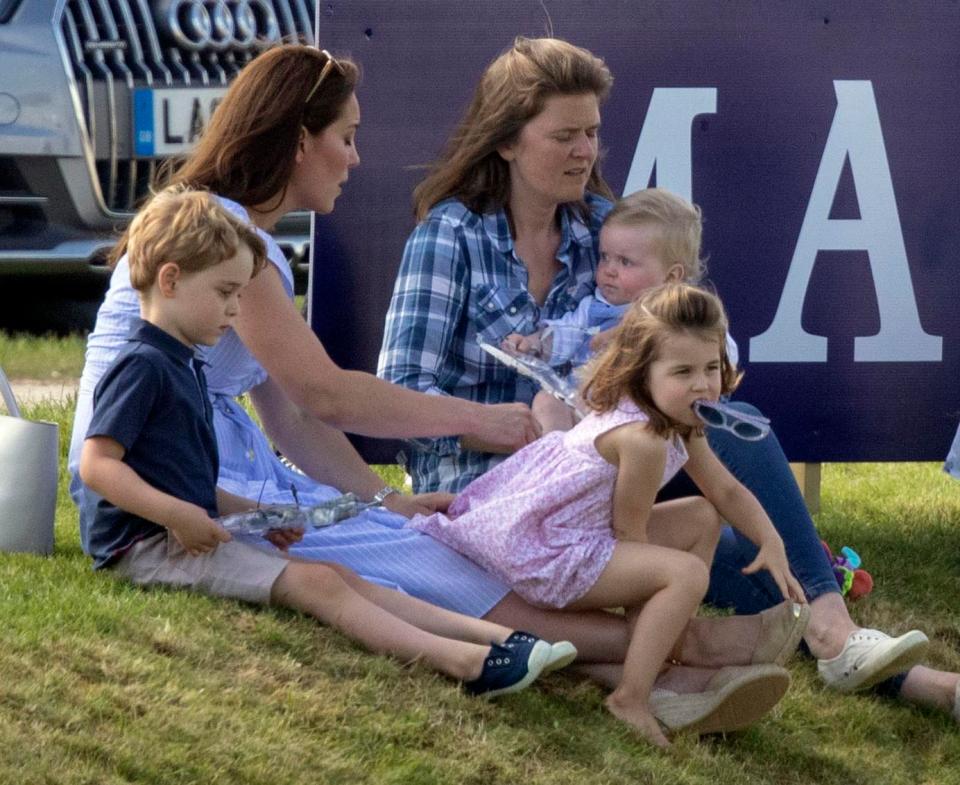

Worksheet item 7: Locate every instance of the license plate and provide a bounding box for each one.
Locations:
[133,87,228,157]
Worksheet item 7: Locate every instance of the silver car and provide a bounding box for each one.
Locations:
[0,0,314,329]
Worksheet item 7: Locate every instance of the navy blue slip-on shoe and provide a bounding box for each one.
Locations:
[463,640,552,698]
[504,631,578,674]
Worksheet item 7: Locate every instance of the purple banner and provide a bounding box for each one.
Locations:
[311,1,960,462]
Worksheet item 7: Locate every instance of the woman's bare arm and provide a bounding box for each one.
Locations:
[249,376,454,517]
[234,265,537,450]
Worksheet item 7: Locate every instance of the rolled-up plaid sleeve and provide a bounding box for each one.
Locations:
[378,215,466,457]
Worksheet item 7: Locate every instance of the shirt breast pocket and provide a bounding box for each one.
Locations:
[557,276,596,315]
[472,284,534,342]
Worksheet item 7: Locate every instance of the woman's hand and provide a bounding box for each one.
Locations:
[460,403,541,454]
[742,535,806,604]
[382,491,455,519]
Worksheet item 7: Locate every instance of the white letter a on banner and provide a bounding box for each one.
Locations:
[751,80,941,362]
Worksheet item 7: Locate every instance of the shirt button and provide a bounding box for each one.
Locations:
[247,449,255,462]
[508,306,517,314]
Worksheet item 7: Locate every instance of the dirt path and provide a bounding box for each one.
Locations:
[4,378,79,408]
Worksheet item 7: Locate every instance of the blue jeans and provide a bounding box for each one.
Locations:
[659,401,839,612]
[657,400,908,696]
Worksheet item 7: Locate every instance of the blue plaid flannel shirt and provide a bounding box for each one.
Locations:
[377,194,612,493]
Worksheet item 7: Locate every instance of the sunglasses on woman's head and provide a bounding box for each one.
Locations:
[304,49,344,105]
[693,399,771,441]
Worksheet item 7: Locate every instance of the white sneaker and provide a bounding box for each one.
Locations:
[817,628,928,692]
[501,632,577,675]
[544,640,578,674]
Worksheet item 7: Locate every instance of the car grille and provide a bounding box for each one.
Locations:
[57,0,316,214]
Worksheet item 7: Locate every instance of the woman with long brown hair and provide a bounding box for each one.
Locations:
[70,44,536,576]
[380,36,614,494]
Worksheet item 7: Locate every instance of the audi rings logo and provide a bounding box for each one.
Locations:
[156,0,280,52]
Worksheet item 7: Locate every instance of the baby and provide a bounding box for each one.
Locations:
[504,188,723,431]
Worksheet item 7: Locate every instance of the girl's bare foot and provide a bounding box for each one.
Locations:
[605,692,671,748]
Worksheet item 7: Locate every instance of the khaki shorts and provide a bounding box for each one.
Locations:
[112,532,290,604]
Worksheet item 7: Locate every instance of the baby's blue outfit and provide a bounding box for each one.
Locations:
[541,289,739,374]
[541,291,629,368]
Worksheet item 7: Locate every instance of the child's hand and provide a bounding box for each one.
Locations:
[501,333,525,352]
[502,332,542,356]
[264,527,304,551]
[741,536,806,604]
[167,502,232,557]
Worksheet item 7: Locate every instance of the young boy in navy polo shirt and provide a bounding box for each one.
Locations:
[80,185,573,697]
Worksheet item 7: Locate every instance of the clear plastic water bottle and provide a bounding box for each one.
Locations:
[218,493,376,534]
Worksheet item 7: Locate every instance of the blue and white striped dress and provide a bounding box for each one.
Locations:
[68,196,509,616]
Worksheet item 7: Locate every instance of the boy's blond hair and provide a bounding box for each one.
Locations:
[582,283,740,438]
[126,185,267,291]
[604,188,705,282]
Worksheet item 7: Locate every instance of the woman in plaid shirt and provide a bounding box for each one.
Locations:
[379,37,615,494]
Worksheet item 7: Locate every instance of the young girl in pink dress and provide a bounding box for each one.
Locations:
[411,283,807,746]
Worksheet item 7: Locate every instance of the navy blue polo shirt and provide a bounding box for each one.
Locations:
[84,319,219,568]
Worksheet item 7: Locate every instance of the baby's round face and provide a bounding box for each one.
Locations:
[595,222,675,305]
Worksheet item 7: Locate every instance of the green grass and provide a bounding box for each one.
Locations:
[2,398,959,784]
[0,331,87,379]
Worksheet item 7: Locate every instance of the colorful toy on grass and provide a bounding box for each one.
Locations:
[821,540,874,600]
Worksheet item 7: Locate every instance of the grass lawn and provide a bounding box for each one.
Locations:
[0,331,87,380]
[1,370,958,782]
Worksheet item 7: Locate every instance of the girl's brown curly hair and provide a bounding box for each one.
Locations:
[581,283,742,438]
